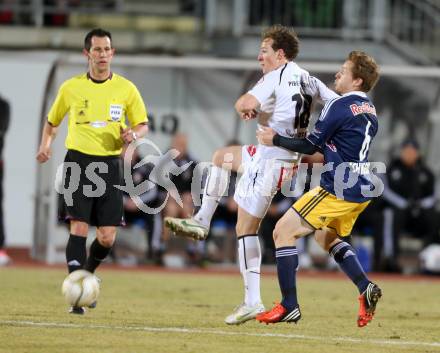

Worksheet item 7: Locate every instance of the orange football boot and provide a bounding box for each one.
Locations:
[256,303,301,324]
[357,282,382,327]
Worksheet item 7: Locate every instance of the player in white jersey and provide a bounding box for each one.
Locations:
[165,25,338,324]
[235,62,337,218]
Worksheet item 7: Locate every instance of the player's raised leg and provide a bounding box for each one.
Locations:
[164,145,242,240]
[315,229,382,327]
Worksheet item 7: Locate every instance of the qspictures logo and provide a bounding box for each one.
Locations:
[55,137,387,215]
[55,137,194,215]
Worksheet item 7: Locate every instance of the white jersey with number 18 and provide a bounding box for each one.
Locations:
[249,61,338,160]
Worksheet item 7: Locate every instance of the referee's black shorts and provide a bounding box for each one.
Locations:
[58,149,125,227]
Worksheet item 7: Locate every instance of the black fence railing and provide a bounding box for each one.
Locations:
[388,0,440,63]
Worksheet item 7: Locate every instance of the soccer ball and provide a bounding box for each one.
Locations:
[61,270,100,307]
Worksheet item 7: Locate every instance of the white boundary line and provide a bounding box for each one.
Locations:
[1,320,439,349]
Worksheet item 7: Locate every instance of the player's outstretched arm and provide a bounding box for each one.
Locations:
[257,126,318,155]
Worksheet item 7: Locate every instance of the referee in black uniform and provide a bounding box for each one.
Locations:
[36,28,149,314]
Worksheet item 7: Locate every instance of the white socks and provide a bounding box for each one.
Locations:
[238,235,262,306]
[194,165,229,228]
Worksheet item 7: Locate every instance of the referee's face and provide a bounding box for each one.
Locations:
[86,36,114,75]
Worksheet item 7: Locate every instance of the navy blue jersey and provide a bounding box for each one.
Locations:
[307,91,378,202]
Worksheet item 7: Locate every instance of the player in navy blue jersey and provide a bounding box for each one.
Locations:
[255,51,382,327]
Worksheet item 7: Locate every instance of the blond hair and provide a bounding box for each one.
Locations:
[348,51,380,92]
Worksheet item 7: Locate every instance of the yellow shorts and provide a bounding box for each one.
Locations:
[292,186,370,237]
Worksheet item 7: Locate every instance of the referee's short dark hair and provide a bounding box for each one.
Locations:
[84,28,112,51]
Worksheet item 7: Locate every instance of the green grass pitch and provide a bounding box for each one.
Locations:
[0,267,439,353]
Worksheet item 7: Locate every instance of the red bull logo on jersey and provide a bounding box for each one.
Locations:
[350,102,376,116]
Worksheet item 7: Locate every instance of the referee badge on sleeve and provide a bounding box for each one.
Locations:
[109,104,123,121]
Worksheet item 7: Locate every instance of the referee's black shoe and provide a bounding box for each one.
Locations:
[69,306,85,315]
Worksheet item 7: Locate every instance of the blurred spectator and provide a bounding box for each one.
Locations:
[0,94,10,266]
[121,147,165,265]
[376,139,438,272]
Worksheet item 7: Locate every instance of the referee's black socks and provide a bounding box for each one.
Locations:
[66,234,87,273]
[85,238,112,273]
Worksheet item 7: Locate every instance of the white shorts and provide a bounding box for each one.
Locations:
[233,144,299,218]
